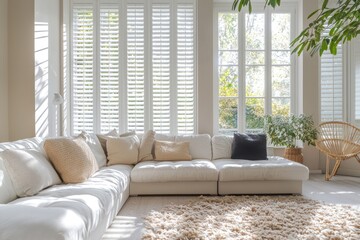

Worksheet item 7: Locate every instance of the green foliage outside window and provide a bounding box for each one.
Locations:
[232,0,360,56]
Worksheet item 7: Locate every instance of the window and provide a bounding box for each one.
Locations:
[214,3,297,134]
[69,0,196,135]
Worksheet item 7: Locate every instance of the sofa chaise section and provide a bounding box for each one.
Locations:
[0,165,132,240]
[212,135,309,195]
[130,134,218,195]
[0,138,133,240]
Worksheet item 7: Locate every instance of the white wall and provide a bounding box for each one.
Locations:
[35,0,61,137]
[302,0,321,171]
[8,0,36,141]
[197,0,214,135]
[0,0,9,142]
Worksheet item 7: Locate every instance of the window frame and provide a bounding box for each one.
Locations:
[213,2,299,134]
[348,38,360,126]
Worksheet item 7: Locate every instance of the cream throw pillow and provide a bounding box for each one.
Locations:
[97,130,136,156]
[154,140,192,161]
[107,135,140,165]
[44,137,99,184]
[1,149,61,197]
[139,130,155,161]
[96,129,118,156]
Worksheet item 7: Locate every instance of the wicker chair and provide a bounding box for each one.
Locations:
[316,121,360,181]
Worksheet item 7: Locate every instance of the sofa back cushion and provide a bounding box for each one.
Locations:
[0,137,44,204]
[155,133,175,142]
[175,134,212,160]
[212,135,233,160]
[1,149,61,197]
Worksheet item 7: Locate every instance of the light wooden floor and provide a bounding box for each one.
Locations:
[102,174,360,240]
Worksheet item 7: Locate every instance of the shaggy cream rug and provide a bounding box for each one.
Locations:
[143,196,360,240]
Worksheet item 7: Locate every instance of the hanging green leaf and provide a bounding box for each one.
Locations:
[232,0,360,56]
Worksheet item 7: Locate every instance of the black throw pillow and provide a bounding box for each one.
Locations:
[231,133,268,160]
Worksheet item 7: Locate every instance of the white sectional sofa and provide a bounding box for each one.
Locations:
[0,134,309,240]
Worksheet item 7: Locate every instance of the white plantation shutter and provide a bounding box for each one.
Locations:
[152,4,171,133]
[69,0,196,135]
[177,4,195,134]
[320,44,343,122]
[100,7,120,133]
[353,39,360,122]
[127,4,145,132]
[72,6,95,133]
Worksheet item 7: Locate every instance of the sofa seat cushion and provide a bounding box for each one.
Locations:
[214,156,309,182]
[131,160,218,182]
[0,165,132,240]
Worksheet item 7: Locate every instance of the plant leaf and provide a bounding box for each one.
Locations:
[322,0,329,10]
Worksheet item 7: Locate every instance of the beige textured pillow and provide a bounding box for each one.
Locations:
[44,137,99,184]
[139,130,155,161]
[154,140,192,161]
[107,135,140,165]
[96,129,118,155]
[97,130,136,156]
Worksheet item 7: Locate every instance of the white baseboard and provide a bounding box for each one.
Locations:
[309,170,322,174]
[337,168,360,177]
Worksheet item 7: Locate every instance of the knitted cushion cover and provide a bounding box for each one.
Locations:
[44,137,99,184]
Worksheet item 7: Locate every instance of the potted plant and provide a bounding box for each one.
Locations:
[264,114,318,163]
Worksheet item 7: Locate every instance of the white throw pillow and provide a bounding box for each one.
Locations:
[78,131,107,168]
[107,135,140,165]
[1,149,61,197]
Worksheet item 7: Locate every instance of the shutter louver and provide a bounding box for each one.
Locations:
[127,4,145,132]
[320,45,343,122]
[72,7,94,133]
[100,7,120,133]
[152,4,171,133]
[177,4,195,134]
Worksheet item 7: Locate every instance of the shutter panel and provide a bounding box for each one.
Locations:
[354,39,360,121]
[127,4,145,132]
[177,4,195,134]
[152,4,171,133]
[72,6,94,133]
[320,48,343,122]
[320,26,343,122]
[100,7,120,133]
